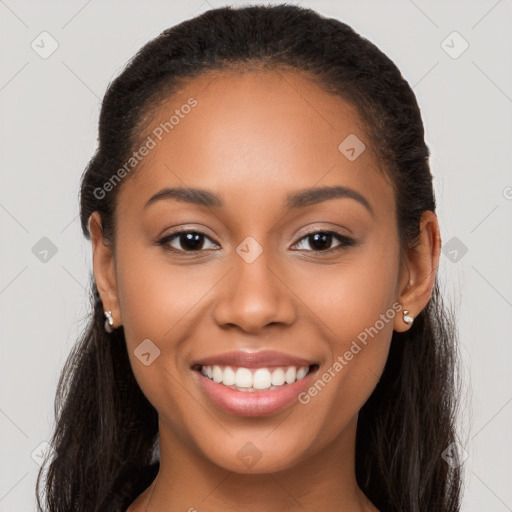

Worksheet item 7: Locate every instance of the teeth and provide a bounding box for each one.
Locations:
[297,367,308,380]
[284,367,296,384]
[200,364,311,391]
[235,367,252,388]
[271,368,285,386]
[212,365,223,383]
[223,366,236,386]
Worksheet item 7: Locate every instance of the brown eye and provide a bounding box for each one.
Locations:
[292,231,355,253]
[158,231,219,252]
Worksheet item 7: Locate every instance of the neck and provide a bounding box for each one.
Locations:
[131,416,377,512]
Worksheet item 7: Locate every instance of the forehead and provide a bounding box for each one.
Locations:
[116,68,394,221]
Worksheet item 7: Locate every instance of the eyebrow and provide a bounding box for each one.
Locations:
[144,185,374,216]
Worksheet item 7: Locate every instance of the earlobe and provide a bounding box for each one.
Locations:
[393,211,441,333]
[88,211,122,328]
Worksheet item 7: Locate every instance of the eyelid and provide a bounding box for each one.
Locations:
[294,222,353,237]
[158,228,219,252]
[158,226,355,255]
[291,229,355,252]
[294,224,350,238]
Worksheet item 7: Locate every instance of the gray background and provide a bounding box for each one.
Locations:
[1,0,511,510]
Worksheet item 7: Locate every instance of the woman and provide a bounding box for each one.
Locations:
[36,4,463,511]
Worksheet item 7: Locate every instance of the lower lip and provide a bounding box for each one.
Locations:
[194,367,317,417]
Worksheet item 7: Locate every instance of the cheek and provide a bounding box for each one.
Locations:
[292,238,400,434]
[116,241,214,343]
[114,240,222,402]
[298,235,400,344]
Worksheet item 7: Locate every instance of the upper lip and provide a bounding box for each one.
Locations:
[191,350,316,369]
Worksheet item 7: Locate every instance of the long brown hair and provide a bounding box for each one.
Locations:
[36,5,464,511]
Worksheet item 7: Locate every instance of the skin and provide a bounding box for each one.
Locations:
[89,69,441,512]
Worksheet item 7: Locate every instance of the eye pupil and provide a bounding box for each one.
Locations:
[161,229,350,255]
[310,232,332,251]
[180,232,204,250]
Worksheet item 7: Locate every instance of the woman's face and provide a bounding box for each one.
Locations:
[101,69,410,472]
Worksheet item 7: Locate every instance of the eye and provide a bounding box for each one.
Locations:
[158,230,219,253]
[158,229,355,255]
[291,230,355,253]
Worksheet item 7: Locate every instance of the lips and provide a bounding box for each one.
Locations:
[191,349,316,369]
[191,350,319,416]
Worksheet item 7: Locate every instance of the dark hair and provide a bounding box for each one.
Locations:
[36,4,464,511]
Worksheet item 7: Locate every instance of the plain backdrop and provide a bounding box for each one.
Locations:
[1,0,511,510]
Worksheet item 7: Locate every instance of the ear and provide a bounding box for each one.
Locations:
[88,211,122,328]
[393,210,441,333]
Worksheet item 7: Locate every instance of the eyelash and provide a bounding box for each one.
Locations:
[157,229,355,255]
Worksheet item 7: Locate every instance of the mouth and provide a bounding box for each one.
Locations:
[192,363,319,392]
[191,360,320,417]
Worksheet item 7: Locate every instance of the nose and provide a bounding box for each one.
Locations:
[213,247,297,333]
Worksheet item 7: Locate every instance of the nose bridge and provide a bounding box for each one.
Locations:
[213,236,296,332]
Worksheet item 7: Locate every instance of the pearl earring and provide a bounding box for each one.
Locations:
[104,311,114,333]
[402,310,414,326]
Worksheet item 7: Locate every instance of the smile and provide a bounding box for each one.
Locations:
[199,364,313,392]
